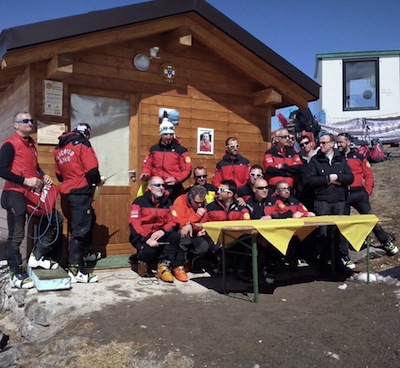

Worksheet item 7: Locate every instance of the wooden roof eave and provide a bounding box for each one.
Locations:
[185,15,315,109]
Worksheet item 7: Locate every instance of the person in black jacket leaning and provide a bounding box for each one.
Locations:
[307,133,355,269]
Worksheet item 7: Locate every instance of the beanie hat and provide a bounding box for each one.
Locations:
[73,123,91,139]
[159,119,175,135]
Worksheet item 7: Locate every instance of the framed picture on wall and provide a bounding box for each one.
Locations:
[197,128,214,155]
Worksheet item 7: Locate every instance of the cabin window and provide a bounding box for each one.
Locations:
[343,59,379,111]
[71,93,130,185]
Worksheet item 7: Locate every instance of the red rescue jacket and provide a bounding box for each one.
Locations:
[129,191,178,245]
[2,132,40,194]
[263,146,302,187]
[344,149,374,195]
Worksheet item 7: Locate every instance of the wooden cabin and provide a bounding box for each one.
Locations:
[0,0,319,259]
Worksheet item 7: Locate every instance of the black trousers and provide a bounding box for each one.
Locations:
[313,200,349,259]
[134,231,180,265]
[345,189,389,245]
[61,193,94,268]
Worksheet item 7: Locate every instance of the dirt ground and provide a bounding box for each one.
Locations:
[11,274,400,368]
[2,150,400,368]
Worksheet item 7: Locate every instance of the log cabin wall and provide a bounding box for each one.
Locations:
[0,68,30,240]
[0,37,275,257]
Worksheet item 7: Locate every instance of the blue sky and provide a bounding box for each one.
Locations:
[2,0,399,128]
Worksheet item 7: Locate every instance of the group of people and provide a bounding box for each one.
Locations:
[129,121,398,284]
[1,113,397,289]
[0,111,104,289]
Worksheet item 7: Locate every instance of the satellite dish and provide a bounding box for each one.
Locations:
[133,54,150,71]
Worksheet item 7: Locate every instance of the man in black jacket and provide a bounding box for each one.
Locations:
[307,133,354,269]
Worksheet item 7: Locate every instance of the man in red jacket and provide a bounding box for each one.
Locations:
[336,133,398,256]
[212,137,251,188]
[54,123,104,283]
[263,128,303,190]
[172,185,212,271]
[140,120,192,201]
[0,111,62,289]
[129,176,185,282]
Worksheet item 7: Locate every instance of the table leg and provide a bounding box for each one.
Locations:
[366,236,370,284]
[222,233,227,295]
[251,233,259,303]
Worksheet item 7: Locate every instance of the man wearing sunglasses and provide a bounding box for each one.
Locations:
[129,176,181,283]
[202,180,251,281]
[336,133,398,256]
[296,134,319,211]
[172,185,212,273]
[237,164,265,202]
[307,133,355,270]
[212,137,251,188]
[0,111,62,289]
[184,166,217,204]
[263,128,303,191]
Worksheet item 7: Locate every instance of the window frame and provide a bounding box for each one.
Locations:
[342,58,379,111]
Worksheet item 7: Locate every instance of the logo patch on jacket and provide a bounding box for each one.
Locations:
[130,210,139,219]
[185,156,191,163]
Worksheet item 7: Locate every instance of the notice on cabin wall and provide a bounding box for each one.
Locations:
[43,80,63,116]
[37,120,66,145]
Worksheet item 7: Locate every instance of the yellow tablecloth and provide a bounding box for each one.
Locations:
[202,214,379,255]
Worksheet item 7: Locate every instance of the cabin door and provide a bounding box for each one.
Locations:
[69,91,140,256]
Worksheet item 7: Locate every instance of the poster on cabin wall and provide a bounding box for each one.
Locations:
[37,120,66,144]
[43,80,63,116]
[158,108,180,126]
[197,128,214,155]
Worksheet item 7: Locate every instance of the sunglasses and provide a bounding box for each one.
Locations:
[217,187,233,194]
[277,187,290,191]
[191,198,205,205]
[289,137,295,141]
[151,183,165,187]
[227,145,239,149]
[250,173,264,178]
[276,135,290,139]
[255,186,268,190]
[16,119,34,124]
[300,141,310,147]
[319,141,332,145]
[195,175,207,179]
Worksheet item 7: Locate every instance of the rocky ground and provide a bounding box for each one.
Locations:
[0,149,399,368]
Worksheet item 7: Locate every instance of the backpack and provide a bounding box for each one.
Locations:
[291,108,321,140]
[356,144,371,161]
[369,139,387,163]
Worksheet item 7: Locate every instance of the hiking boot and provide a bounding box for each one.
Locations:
[28,252,59,270]
[382,241,399,256]
[68,265,98,283]
[341,257,356,270]
[156,263,174,283]
[83,252,102,262]
[172,266,189,282]
[137,261,154,277]
[10,272,34,289]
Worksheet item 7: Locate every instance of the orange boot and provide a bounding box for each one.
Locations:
[173,266,189,282]
[156,262,174,283]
